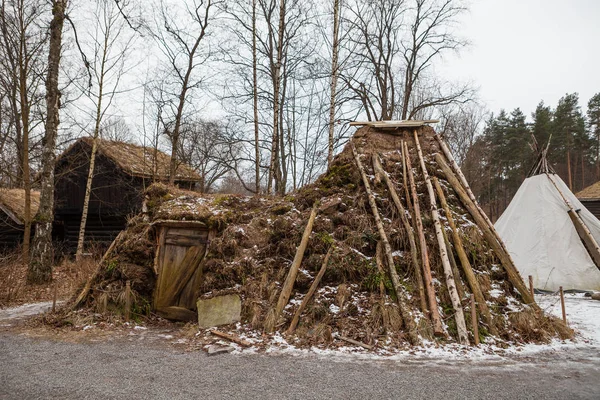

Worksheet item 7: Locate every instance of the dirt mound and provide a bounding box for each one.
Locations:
[71,125,572,348]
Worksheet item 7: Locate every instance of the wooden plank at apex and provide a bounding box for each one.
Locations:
[349,120,439,128]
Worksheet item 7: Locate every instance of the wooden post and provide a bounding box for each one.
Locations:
[287,247,334,335]
[125,280,131,322]
[400,141,414,216]
[270,204,319,330]
[435,153,537,308]
[529,275,534,299]
[73,230,126,308]
[559,286,567,324]
[435,135,513,257]
[352,142,420,345]
[413,130,469,345]
[372,154,427,315]
[470,294,479,345]
[52,282,57,313]
[403,141,444,336]
[432,176,497,334]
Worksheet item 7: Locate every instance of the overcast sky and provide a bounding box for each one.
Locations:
[440,0,600,119]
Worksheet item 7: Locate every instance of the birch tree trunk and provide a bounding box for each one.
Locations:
[267,0,286,195]
[19,35,32,268]
[252,0,260,194]
[413,130,469,345]
[352,143,419,345]
[327,0,340,167]
[76,53,107,260]
[372,154,427,315]
[29,0,67,283]
[403,140,444,335]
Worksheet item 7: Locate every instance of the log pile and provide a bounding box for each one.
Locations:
[73,124,572,349]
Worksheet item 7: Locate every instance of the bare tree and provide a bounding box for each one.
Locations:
[224,0,319,195]
[0,0,48,267]
[327,0,340,166]
[438,103,486,165]
[76,0,135,260]
[252,0,260,193]
[401,0,468,120]
[178,119,238,193]
[342,0,405,121]
[29,0,68,283]
[148,0,220,185]
[342,0,470,121]
[99,116,133,142]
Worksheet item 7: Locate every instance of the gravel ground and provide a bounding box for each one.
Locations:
[1,332,599,400]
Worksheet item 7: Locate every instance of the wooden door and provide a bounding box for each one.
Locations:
[153,222,210,321]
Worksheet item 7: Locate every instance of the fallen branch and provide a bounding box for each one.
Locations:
[352,142,420,345]
[210,330,252,347]
[339,335,374,350]
[413,130,469,345]
[403,141,444,336]
[287,246,334,335]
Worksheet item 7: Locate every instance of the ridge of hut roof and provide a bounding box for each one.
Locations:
[0,188,40,225]
[576,181,600,200]
[349,120,439,129]
[61,137,201,182]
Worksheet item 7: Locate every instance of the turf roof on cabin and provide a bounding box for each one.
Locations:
[576,180,600,200]
[59,137,201,182]
[0,188,40,225]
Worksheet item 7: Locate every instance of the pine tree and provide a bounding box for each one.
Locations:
[588,93,600,179]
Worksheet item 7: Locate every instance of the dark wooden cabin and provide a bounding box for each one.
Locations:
[577,181,600,220]
[54,138,201,251]
[0,189,40,249]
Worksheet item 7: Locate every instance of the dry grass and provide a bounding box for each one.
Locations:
[0,188,40,223]
[0,248,99,308]
[509,308,574,342]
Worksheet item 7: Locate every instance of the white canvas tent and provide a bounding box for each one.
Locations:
[495,173,600,291]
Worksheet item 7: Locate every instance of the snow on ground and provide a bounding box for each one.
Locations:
[1,293,598,362]
[535,292,600,345]
[258,292,600,361]
[0,301,64,326]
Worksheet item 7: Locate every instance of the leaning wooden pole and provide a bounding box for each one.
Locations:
[352,143,420,345]
[372,154,428,315]
[73,230,126,309]
[400,143,414,216]
[413,130,469,345]
[435,134,511,256]
[269,203,319,331]
[287,246,334,335]
[546,173,600,271]
[435,153,537,307]
[433,176,497,335]
[403,141,445,336]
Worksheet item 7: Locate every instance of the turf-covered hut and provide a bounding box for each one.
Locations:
[0,188,40,248]
[54,137,201,250]
[75,121,570,348]
[576,181,600,220]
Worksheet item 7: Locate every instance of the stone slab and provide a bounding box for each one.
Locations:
[206,345,235,356]
[197,294,241,329]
